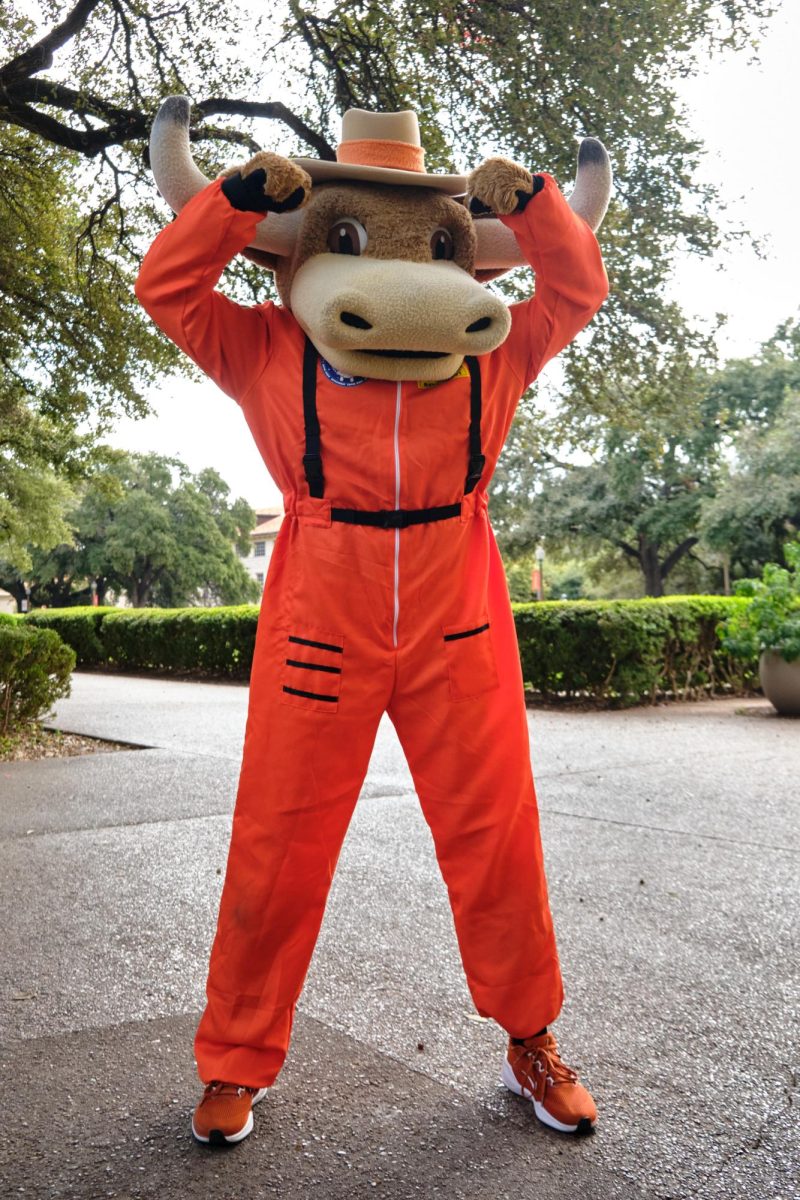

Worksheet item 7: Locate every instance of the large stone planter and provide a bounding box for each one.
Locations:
[759,650,800,716]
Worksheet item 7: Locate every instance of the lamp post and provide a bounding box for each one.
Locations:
[531,544,545,600]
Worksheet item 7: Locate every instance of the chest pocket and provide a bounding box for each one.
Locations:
[442,617,500,702]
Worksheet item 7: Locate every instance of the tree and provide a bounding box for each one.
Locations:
[7,452,260,608]
[701,394,800,577]
[0,1,779,406]
[493,320,800,596]
[0,122,177,568]
[0,1,782,576]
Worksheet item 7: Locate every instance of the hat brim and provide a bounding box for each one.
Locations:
[292,157,467,194]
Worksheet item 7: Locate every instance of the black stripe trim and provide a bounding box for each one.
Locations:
[286,658,342,675]
[288,635,343,654]
[282,685,338,702]
[443,622,490,643]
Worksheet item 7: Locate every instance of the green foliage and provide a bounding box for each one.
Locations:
[26,605,259,678]
[100,607,259,676]
[24,596,757,704]
[494,319,800,596]
[0,624,75,735]
[25,607,111,667]
[514,596,754,706]
[702,394,800,576]
[10,452,260,609]
[0,124,179,569]
[718,540,800,663]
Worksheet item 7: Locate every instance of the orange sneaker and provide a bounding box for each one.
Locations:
[502,1031,597,1134]
[191,1081,268,1145]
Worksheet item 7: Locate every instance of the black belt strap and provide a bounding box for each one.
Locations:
[301,339,483,511]
[331,504,461,529]
[302,337,324,498]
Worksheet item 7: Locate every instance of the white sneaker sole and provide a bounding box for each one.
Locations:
[501,1059,594,1134]
[191,1086,268,1145]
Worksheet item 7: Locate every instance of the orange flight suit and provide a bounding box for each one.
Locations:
[136,175,608,1087]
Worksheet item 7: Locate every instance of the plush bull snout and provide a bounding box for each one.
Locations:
[293,254,512,383]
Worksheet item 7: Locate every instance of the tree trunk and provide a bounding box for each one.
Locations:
[639,538,664,597]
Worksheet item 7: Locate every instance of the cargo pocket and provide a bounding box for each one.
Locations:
[442,617,500,701]
[281,631,344,714]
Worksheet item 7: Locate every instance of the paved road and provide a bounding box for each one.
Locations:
[1,673,798,1199]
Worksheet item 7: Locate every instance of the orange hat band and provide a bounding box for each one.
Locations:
[336,138,425,173]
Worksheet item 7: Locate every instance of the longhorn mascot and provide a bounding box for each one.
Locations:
[137,97,611,1145]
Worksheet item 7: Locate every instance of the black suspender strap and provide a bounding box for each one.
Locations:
[463,355,485,495]
[302,337,325,498]
[300,343,483,516]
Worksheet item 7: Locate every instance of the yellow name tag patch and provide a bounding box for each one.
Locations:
[417,362,470,389]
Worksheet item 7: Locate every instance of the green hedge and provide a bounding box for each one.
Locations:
[24,606,111,666]
[23,596,758,703]
[514,595,755,705]
[27,605,259,677]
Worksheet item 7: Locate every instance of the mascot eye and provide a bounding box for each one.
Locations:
[430,228,455,260]
[327,219,368,255]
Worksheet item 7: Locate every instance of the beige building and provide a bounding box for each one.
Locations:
[241,508,284,590]
[0,588,16,614]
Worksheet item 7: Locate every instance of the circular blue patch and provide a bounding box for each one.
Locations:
[321,357,366,387]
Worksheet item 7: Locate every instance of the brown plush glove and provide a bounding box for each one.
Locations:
[467,157,545,216]
[220,151,312,214]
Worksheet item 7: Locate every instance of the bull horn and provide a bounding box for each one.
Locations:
[148,95,301,259]
[568,137,612,232]
[474,136,613,272]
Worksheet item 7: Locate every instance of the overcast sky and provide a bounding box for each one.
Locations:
[111,4,800,510]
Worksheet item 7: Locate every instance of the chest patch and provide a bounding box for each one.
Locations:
[321,358,366,387]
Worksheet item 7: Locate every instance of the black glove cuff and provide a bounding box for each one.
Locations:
[468,173,545,216]
[514,174,546,212]
[221,169,270,213]
[221,170,307,215]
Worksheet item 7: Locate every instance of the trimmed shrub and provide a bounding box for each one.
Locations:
[21,596,759,704]
[513,595,755,705]
[99,606,259,676]
[0,624,75,735]
[25,606,111,666]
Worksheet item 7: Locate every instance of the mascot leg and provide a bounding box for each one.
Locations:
[389,552,563,1036]
[194,616,392,1090]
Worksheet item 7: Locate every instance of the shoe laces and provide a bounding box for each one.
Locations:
[515,1033,578,1090]
[201,1080,256,1103]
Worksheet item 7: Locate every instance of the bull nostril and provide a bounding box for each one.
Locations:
[466,316,492,333]
[340,310,372,330]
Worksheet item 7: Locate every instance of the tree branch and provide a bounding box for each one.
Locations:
[660,536,699,580]
[615,539,642,564]
[195,98,335,159]
[0,0,104,86]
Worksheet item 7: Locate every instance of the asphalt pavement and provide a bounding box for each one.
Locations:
[1,673,798,1199]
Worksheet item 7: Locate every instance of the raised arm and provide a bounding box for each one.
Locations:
[136,152,311,403]
[468,147,610,391]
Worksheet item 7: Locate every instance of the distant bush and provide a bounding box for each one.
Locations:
[513,595,755,705]
[23,596,759,704]
[99,606,258,676]
[0,625,75,735]
[25,606,111,666]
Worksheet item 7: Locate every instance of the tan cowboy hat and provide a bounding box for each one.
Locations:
[149,98,612,271]
[292,109,468,193]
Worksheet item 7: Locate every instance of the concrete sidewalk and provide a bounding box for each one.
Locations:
[1,674,798,1199]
